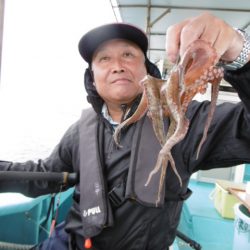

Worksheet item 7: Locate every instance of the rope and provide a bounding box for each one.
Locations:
[0,241,34,250]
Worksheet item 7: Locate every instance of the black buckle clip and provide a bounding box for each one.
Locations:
[108,182,126,208]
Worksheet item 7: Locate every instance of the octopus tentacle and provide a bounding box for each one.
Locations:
[145,66,186,194]
[142,75,166,146]
[196,76,221,159]
[156,151,180,206]
[113,89,148,147]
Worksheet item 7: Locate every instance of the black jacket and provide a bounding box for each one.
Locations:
[1,63,250,250]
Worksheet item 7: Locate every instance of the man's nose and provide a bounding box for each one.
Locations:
[112,59,125,73]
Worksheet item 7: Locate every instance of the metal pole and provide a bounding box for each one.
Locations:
[0,0,5,84]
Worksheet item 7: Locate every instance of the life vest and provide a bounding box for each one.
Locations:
[78,108,191,238]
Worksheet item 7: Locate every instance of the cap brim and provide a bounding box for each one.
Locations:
[78,23,148,64]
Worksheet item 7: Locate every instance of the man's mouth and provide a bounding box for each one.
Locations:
[112,78,132,84]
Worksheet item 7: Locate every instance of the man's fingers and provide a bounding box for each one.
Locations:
[178,23,205,56]
[217,27,244,62]
[165,19,188,63]
[165,12,243,64]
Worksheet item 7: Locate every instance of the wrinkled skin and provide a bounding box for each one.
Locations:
[114,40,224,206]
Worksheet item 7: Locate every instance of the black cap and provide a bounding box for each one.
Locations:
[78,23,148,64]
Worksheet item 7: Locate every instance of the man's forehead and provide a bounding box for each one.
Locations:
[94,39,142,55]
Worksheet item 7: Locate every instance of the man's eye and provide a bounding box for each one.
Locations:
[99,56,110,62]
[123,52,134,58]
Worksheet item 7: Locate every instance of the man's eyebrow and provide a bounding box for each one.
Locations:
[96,43,136,54]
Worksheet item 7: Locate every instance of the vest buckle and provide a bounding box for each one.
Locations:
[108,182,126,208]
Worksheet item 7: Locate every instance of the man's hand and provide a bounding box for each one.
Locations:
[166,12,246,64]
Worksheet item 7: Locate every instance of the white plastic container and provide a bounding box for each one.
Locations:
[233,203,250,250]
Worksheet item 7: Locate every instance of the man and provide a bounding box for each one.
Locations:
[0,12,250,250]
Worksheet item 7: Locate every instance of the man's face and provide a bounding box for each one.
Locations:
[91,39,147,107]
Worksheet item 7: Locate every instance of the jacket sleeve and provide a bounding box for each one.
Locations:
[181,62,250,173]
[0,120,80,197]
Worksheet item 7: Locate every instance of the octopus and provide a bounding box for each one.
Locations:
[113,40,224,206]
